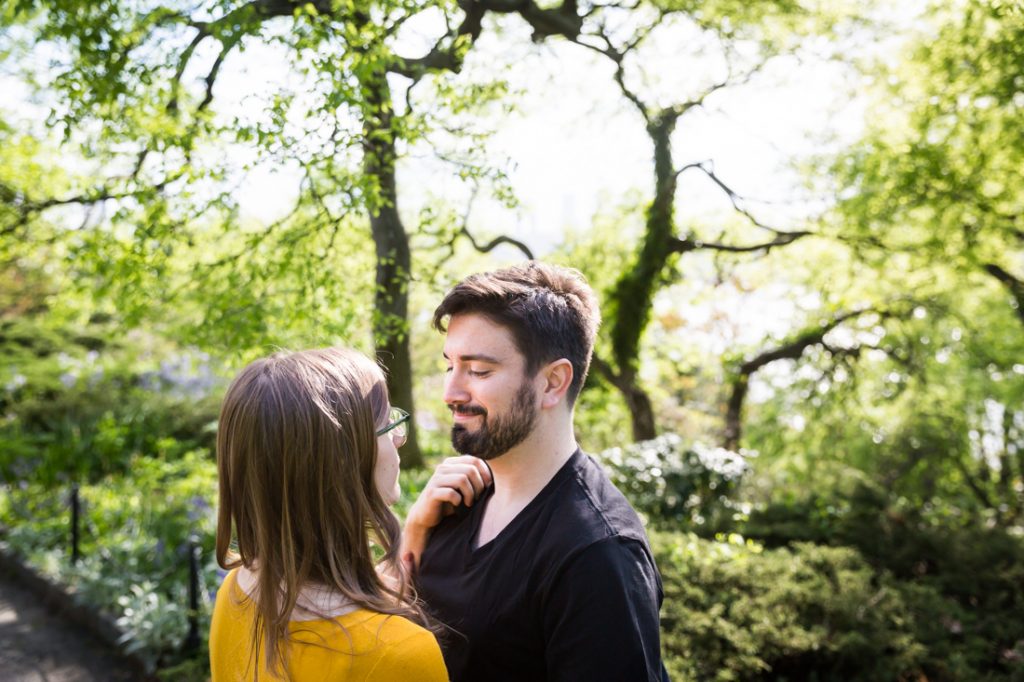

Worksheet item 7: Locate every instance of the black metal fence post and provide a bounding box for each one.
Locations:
[183,533,201,654]
[70,484,80,565]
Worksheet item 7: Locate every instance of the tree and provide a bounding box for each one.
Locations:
[1,0,580,466]
[819,0,1024,521]
[832,0,1024,326]
[530,0,857,441]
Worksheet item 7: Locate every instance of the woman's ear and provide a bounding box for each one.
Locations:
[539,359,574,409]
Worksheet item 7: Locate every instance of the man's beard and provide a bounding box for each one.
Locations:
[450,381,537,460]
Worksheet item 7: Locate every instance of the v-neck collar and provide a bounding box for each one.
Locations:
[466,448,583,558]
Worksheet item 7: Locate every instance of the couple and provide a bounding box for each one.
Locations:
[209,262,668,681]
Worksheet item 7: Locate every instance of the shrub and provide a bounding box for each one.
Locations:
[653,532,928,681]
[0,317,222,486]
[595,434,752,532]
[0,450,220,672]
[740,484,1024,681]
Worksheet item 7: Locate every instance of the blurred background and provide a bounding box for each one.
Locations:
[1,0,1022,679]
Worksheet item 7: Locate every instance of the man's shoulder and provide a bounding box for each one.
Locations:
[544,450,649,548]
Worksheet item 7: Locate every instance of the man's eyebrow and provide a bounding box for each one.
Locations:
[442,352,503,364]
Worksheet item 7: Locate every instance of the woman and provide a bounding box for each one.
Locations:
[209,347,446,681]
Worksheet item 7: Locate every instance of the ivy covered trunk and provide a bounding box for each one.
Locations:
[602,112,680,442]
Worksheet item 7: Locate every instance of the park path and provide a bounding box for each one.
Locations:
[0,572,143,682]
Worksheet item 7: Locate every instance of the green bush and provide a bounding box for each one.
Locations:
[740,484,1024,681]
[0,450,220,672]
[0,316,223,486]
[653,532,928,681]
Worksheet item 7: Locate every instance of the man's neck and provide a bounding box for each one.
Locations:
[474,423,577,549]
[486,417,578,508]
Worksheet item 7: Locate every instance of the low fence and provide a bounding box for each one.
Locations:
[1,481,209,668]
[64,484,203,654]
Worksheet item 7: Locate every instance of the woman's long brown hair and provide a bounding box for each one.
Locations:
[215,347,428,678]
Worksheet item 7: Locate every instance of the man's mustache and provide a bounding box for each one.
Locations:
[449,404,486,417]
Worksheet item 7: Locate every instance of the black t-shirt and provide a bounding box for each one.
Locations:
[416,449,667,682]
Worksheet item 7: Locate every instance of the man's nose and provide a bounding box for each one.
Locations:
[443,371,470,405]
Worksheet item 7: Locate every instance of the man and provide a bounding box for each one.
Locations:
[402,261,667,681]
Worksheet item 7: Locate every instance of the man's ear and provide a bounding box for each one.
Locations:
[539,359,573,409]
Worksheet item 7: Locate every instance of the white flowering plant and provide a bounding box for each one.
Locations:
[595,434,755,531]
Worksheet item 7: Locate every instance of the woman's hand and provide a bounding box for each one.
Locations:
[401,456,492,574]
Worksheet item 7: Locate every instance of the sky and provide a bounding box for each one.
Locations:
[226,9,893,255]
[2,4,914,259]
[169,5,922,375]
[214,7,894,379]
[2,3,924,364]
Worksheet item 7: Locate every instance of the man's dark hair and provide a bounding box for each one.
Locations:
[433,261,601,405]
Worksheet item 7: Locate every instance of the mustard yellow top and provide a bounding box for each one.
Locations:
[209,569,448,682]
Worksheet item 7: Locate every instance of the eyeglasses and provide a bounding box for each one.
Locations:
[376,407,411,447]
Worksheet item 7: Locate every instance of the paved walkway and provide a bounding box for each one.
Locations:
[0,573,142,682]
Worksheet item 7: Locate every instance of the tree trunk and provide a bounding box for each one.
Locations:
[622,374,657,442]
[361,71,423,468]
[601,113,680,442]
[591,357,656,442]
[723,373,749,451]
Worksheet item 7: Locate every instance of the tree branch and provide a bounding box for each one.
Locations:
[460,226,535,259]
[589,352,629,392]
[668,162,813,253]
[197,38,237,113]
[669,60,765,119]
[669,78,729,118]
[670,230,811,255]
[741,309,870,376]
[952,454,996,511]
[167,29,211,114]
[430,0,584,43]
[983,263,1024,326]
[390,2,487,79]
[571,29,649,122]
[1,159,189,239]
[678,161,791,233]
[449,182,535,259]
[722,307,879,449]
[166,0,298,117]
[0,187,135,237]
